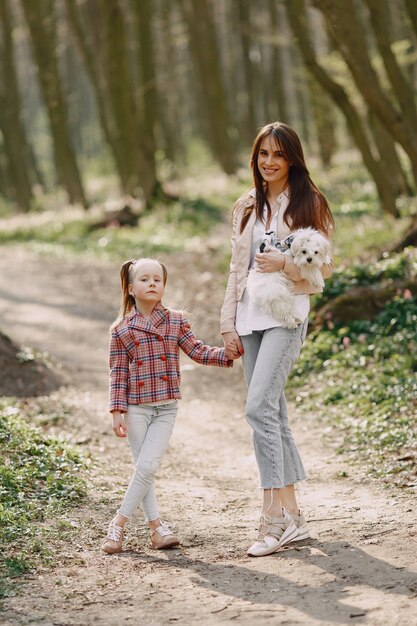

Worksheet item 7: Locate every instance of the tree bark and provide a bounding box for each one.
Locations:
[0,0,33,211]
[285,0,399,216]
[21,0,87,207]
[130,0,162,202]
[368,110,411,196]
[364,0,417,131]
[180,0,237,174]
[268,0,290,124]
[237,0,257,143]
[404,0,417,36]
[313,0,417,186]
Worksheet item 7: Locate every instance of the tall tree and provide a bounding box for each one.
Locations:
[237,0,257,142]
[21,0,87,207]
[313,0,417,187]
[180,0,237,174]
[285,0,400,216]
[0,0,33,211]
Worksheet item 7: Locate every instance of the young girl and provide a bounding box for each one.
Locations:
[221,122,334,556]
[103,257,235,554]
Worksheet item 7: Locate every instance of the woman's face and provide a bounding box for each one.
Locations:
[257,135,290,188]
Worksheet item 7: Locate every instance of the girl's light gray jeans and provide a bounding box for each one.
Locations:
[241,321,308,489]
[118,402,178,521]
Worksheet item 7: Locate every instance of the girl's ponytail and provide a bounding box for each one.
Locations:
[111,259,136,328]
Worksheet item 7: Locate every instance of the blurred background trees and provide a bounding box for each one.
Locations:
[0,0,416,218]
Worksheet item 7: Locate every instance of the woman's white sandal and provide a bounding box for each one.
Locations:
[247,509,299,557]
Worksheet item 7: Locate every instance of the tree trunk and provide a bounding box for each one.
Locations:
[21,0,87,207]
[268,0,290,124]
[285,0,399,216]
[180,0,237,174]
[64,0,129,191]
[308,74,336,167]
[313,0,417,187]
[130,0,162,202]
[404,0,417,36]
[364,0,417,131]
[0,0,33,211]
[368,111,411,196]
[237,0,257,143]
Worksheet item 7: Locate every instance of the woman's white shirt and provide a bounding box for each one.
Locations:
[235,193,310,336]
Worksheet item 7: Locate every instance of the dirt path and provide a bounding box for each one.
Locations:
[1,244,416,626]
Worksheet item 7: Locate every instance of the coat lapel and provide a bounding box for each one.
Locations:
[128,303,168,334]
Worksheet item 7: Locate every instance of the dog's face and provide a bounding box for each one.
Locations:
[291,228,331,269]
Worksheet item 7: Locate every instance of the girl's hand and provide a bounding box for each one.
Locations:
[222,331,244,358]
[112,411,127,438]
[255,250,285,273]
[225,346,241,360]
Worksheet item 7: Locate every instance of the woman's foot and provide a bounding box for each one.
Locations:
[288,509,310,541]
[150,522,180,550]
[102,518,125,554]
[247,509,299,557]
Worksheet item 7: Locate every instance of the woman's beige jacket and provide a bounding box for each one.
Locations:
[220,190,334,335]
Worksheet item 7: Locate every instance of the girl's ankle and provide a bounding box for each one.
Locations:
[114,514,128,527]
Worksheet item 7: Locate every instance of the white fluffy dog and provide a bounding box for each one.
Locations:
[246,227,331,329]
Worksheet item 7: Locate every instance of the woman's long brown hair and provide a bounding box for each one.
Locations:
[111,258,168,328]
[238,122,334,235]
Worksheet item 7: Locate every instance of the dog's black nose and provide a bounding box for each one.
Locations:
[307,257,312,263]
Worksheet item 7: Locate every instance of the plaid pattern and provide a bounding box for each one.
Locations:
[109,304,231,412]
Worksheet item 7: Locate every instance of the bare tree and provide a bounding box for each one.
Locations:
[0,0,33,211]
[21,0,87,207]
[285,0,400,215]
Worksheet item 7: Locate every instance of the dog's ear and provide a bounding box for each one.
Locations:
[291,237,303,256]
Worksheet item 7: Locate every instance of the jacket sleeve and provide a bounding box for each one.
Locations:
[220,203,240,334]
[109,328,130,413]
[179,316,232,367]
[282,225,334,283]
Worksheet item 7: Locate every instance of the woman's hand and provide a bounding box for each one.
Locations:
[112,411,127,438]
[255,250,285,273]
[222,330,244,359]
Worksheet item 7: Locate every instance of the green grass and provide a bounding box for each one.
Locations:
[0,196,226,261]
[0,401,89,599]
[288,251,417,486]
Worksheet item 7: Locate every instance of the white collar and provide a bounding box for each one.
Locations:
[248,187,290,201]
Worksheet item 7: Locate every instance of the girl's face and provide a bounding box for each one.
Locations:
[257,135,290,188]
[128,260,165,306]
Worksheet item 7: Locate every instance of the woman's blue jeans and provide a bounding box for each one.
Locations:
[241,321,308,489]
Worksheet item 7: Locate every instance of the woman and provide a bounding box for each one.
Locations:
[221,122,334,557]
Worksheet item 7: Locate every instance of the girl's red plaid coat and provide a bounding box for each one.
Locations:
[109,304,231,412]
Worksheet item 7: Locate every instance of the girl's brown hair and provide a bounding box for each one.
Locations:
[238,122,334,234]
[112,258,168,328]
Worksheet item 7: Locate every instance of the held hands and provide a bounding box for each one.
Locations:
[255,249,285,273]
[112,411,127,438]
[222,331,244,360]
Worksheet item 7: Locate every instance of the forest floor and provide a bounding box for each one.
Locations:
[0,241,416,626]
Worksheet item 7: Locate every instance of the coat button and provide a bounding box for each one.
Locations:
[138,381,145,387]
[134,341,140,346]
[161,375,168,381]
[157,335,163,341]
[160,355,166,361]
[137,360,143,365]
